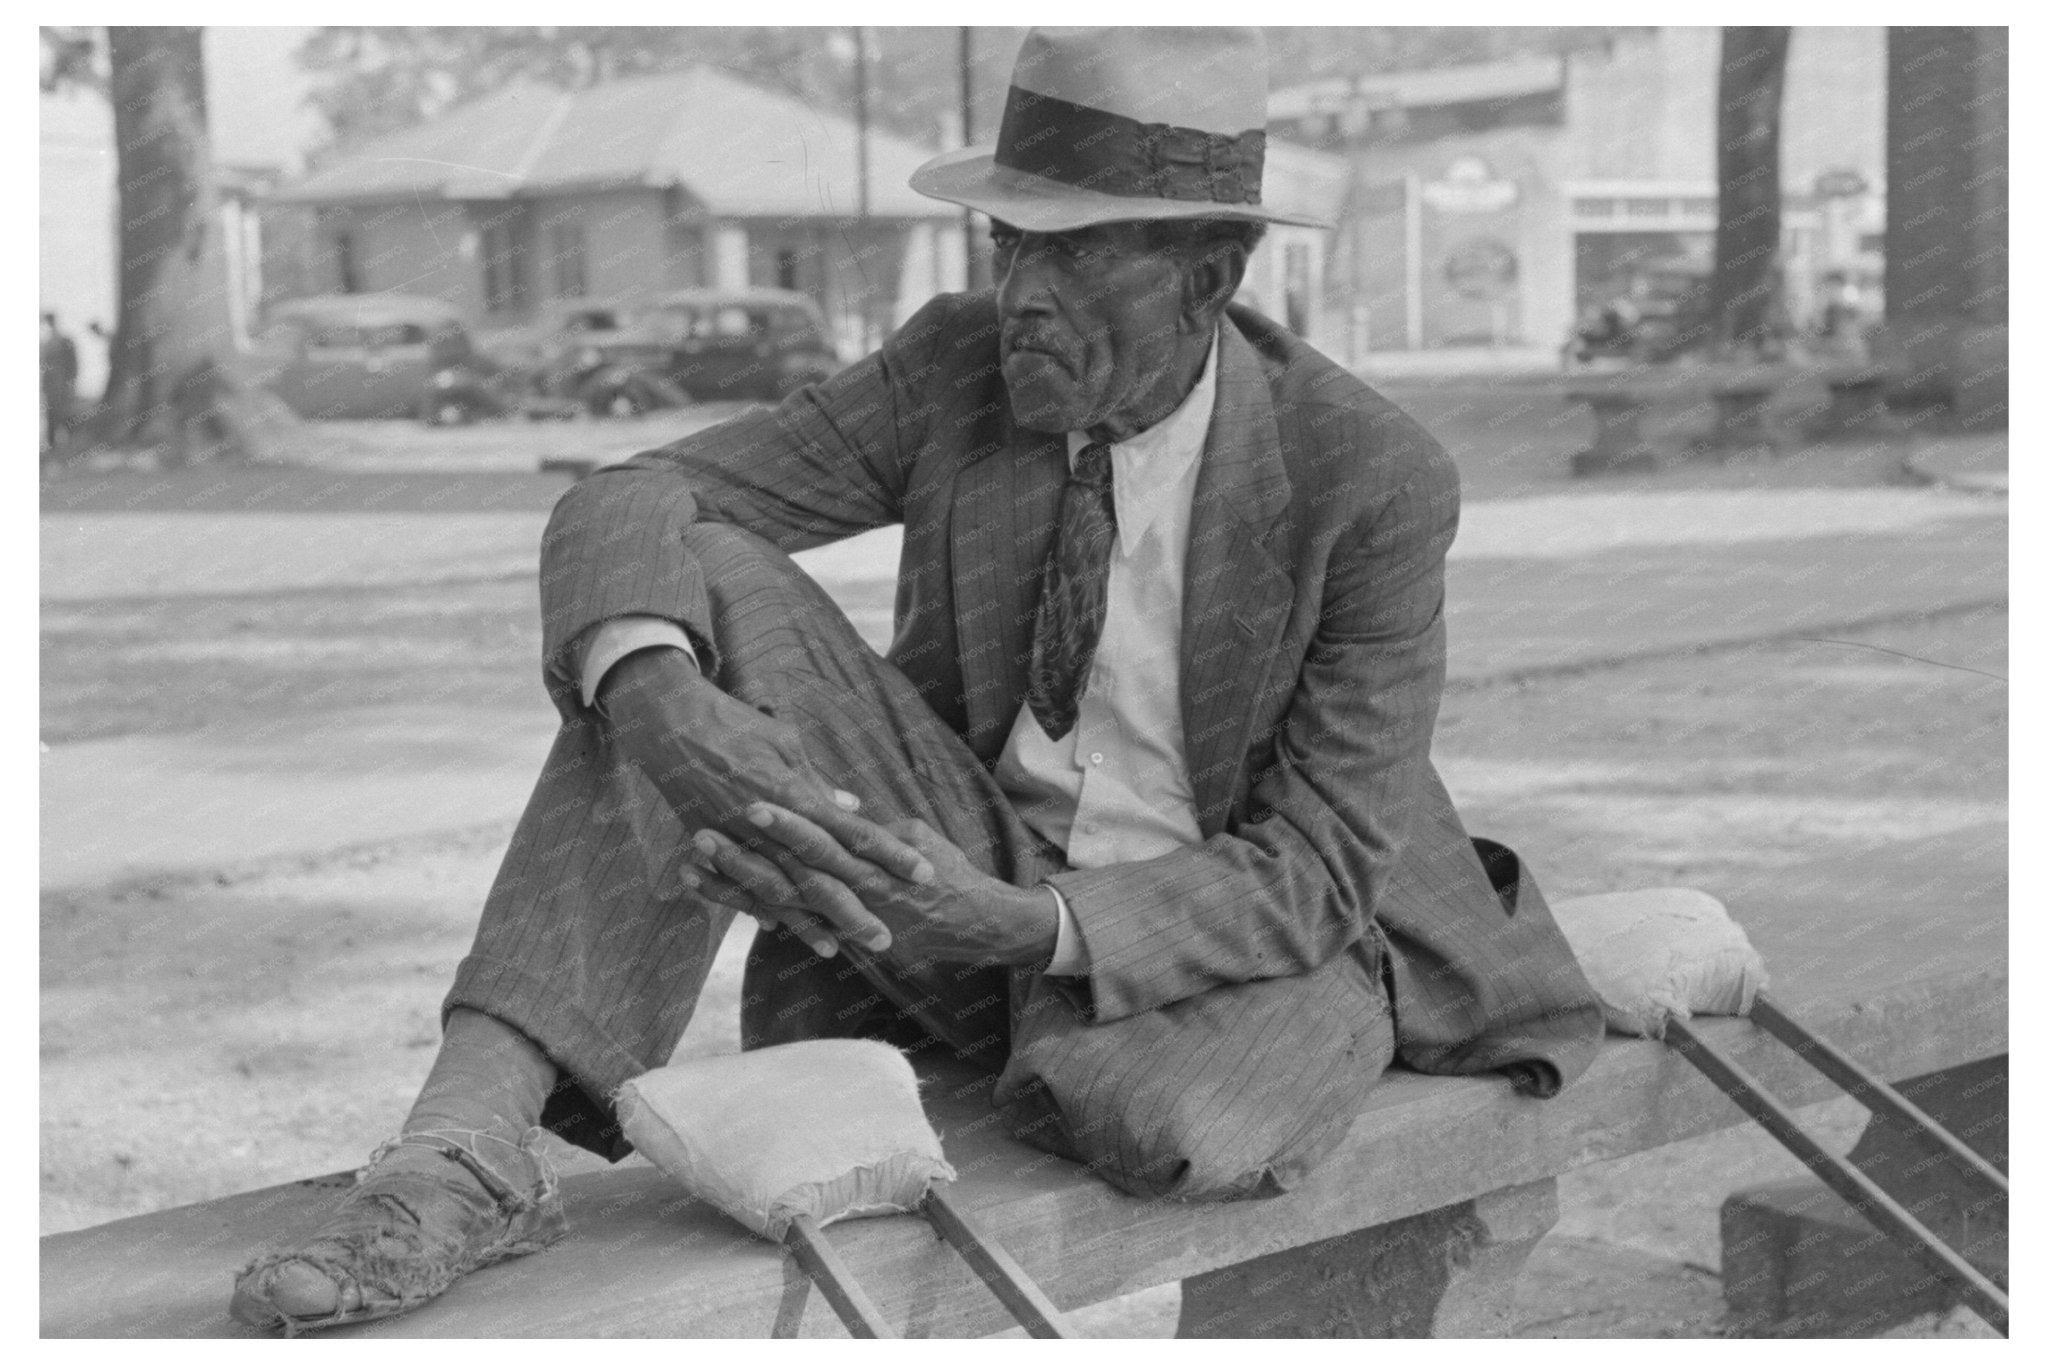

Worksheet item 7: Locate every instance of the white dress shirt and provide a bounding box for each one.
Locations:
[994,333,1217,971]
[577,331,1220,977]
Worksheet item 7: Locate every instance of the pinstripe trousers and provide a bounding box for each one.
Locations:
[448,524,1397,1191]
[450,524,1067,1157]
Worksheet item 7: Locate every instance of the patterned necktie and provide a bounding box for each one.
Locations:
[1026,440,1117,741]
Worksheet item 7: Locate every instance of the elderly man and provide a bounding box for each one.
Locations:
[233,27,1603,1333]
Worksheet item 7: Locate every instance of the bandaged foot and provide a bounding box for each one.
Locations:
[230,1128,568,1334]
[230,1009,565,1334]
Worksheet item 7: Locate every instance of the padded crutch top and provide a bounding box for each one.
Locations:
[617,1039,957,1241]
[1550,888,1769,1039]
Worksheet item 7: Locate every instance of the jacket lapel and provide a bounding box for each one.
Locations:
[1181,321,1294,835]
[950,419,1065,764]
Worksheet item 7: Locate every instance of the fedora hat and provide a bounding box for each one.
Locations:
[910,27,1329,233]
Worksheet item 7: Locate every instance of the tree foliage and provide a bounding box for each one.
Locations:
[292,26,1640,160]
[294,27,968,157]
[39,24,103,93]
[1260,26,1634,87]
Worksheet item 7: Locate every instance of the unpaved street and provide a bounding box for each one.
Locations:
[40,393,2006,1335]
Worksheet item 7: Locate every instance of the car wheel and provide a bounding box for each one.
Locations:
[578,384,634,419]
[422,397,478,426]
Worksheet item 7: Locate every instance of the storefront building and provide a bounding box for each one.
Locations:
[1268,27,1888,353]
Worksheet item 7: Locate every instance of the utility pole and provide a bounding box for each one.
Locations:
[960,26,984,291]
[1403,171,1424,350]
[854,26,872,225]
[852,26,874,349]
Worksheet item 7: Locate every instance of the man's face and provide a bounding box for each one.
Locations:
[993,220,1192,434]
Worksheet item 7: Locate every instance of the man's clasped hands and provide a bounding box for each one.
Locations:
[598,648,1060,968]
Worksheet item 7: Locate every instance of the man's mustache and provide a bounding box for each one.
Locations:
[1002,329,1076,364]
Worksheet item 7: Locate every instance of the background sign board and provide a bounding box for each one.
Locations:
[1422,156,1519,214]
[1443,237,1519,301]
[1814,168,1871,199]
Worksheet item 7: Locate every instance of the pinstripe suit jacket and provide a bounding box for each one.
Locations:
[540,293,1603,1137]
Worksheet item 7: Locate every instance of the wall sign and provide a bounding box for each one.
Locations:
[1443,237,1519,300]
[1422,156,1519,214]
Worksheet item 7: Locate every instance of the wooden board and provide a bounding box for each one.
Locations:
[1563,360,1807,403]
[41,826,2005,1338]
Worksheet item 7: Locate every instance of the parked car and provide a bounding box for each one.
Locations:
[630,288,842,402]
[248,294,538,423]
[521,300,694,417]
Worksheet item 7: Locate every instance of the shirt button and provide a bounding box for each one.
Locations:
[1081,822,1098,836]
[1089,752,1105,765]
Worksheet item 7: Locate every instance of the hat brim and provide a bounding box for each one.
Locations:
[910,145,1331,233]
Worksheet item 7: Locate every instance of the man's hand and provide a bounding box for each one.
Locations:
[597,647,934,956]
[696,810,1060,967]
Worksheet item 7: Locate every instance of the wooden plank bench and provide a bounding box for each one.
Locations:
[1802,363,1895,443]
[1683,366,1784,460]
[41,825,2004,1338]
[1565,362,1798,475]
[1562,377,1659,477]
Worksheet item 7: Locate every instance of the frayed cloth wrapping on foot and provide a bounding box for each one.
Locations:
[1550,888,1768,1038]
[617,1039,956,1241]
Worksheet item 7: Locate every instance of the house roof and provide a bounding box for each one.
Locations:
[276,67,958,219]
[1269,55,1564,121]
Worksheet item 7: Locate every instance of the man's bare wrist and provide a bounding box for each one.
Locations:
[1004,882,1061,966]
[596,644,702,714]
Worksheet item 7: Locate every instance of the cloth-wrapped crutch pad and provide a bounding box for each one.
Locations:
[1549,888,1768,1038]
[616,1039,956,1241]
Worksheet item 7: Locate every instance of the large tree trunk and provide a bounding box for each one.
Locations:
[1708,27,1792,357]
[101,27,281,466]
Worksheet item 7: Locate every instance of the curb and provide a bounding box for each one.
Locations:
[1903,439,2008,497]
[1445,595,2009,694]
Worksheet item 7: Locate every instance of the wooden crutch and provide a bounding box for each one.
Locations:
[781,1192,1074,1339]
[1551,888,2008,1337]
[1665,996,2007,1336]
[616,1038,1075,1340]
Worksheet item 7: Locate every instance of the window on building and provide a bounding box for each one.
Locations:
[305,324,369,355]
[480,217,526,315]
[776,248,800,291]
[663,215,706,289]
[713,307,759,337]
[364,323,431,349]
[334,230,361,294]
[548,222,588,299]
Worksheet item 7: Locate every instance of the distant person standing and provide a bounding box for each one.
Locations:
[40,311,80,462]
[1815,270,1869,359]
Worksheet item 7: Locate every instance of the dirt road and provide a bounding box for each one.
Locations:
[41,604,2004,1336]
[39,394,2005,1336]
